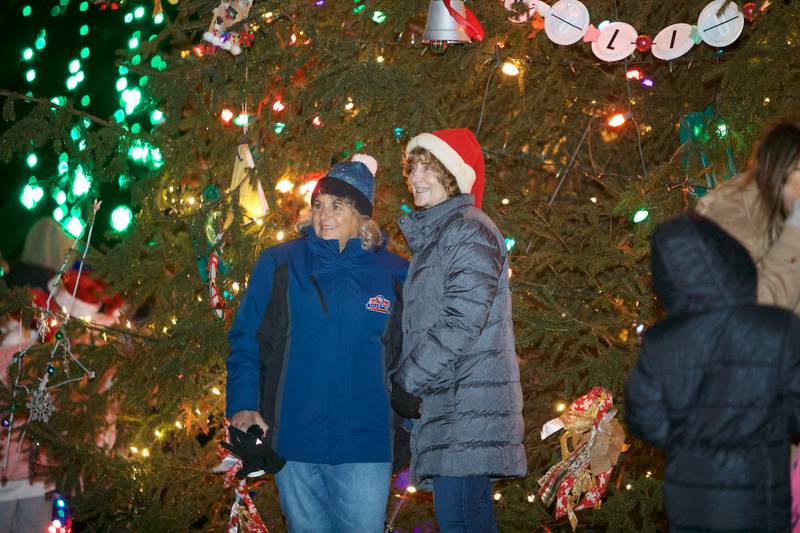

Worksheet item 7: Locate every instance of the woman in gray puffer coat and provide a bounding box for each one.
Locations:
[389,128,527,532]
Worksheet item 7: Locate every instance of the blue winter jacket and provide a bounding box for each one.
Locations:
[226,226,408,465]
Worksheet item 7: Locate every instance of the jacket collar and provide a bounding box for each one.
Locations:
[301,225,369,273]
[398,194,474,253]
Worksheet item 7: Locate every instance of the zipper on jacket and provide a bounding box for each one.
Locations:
[309,275,329,314]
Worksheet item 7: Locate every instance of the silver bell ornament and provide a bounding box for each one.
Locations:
[422,0,471,44]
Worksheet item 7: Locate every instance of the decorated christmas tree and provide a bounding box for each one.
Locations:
[1,0,799,531]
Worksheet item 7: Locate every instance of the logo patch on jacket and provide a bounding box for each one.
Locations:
[365,295,391,315]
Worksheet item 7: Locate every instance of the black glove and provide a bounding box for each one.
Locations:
[391,380,422,419]
[221,425,286,478]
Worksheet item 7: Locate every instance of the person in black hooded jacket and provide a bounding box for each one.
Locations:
[625,212,800,532]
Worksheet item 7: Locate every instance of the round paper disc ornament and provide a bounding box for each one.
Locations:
[652,23,695,60]
[697,0,744,48]
[591,22,637,62]
[544,0,590,46]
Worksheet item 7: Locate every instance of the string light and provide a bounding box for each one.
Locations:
[607,112,630,128]
[277,231,286,241]
[220,108,234,124]
[493,491,502,501]
[555,401,567,412]
[527,494,536,503]
[633,209,649,224]
[344,97,355,111]
[211,387,221,395]
[501,198,509,205]
[625,68,643,80]
[501,60,520,76]
[406,486,417,493]
[272,99,285,112]
[275,179,294,193]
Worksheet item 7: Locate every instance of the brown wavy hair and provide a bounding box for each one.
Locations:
[296,195,383,251]
[404,147,460,199]
[746,119,800,243]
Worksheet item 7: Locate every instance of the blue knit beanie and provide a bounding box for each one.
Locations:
[311,154,377,216]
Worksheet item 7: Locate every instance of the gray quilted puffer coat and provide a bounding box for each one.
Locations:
[390,194,527,485]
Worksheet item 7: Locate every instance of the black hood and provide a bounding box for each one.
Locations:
[650,213,756,315]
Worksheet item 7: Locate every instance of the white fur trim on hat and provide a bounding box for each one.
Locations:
[350,153,378,176]
[406,133,476,194]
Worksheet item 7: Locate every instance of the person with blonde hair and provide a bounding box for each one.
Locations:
[226,155,408,533]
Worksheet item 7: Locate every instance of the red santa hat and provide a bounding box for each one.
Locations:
[405,128,485,209]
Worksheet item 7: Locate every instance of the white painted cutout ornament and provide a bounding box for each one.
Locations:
[544,0,590,46]
[504,0,536,24]
[651,23,695,60]
[591,22,637,62]
[697,0,744,48]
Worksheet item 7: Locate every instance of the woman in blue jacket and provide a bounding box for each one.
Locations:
[225,155,408,533]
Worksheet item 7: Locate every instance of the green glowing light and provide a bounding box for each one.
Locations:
[23,48,34,61]
[110,206,133,232]
[124,13,133,23]
[80,95,90,107]
[134,6,145,18]
[66,77,78,90]
[22,5,32,16]
[131,123,141,134]
[371,11,386,23]
[25,69,36,82]
[79,1,88,12]
[131,54,141,65]
[53,206,65,222]
[69,59,81,74]
[129,37,139,49]
[354,4,366,13]
[79,25,89,36]
[56,190,67,204]
[633,209,650,224]
[58,161,69,175]
[51,96,67,107]
[20,183,44,210]
[75,71,84,82]
[154,13,164,24]
[234,114,250,127]
[274,122,286,134]
[64,216,85,238]
[116,77,128,91]
[138,75,149,87]
[80,47,90,59]
[26,153,38,168]
[70,126,81,141]
[121,88,142,114]
[113,109,126,122]
[35,30,47,50]
[150,109,163,123]
[73,166,91,196]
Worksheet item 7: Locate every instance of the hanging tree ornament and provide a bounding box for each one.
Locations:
[26,378,56,423]
[202,0,255,56]
[422,0,484,49]
[537,387,626,531]
[229,137,268,222]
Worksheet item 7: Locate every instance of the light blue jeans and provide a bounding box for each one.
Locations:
[275,461,392,533]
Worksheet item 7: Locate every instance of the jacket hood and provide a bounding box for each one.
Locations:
[650,213,756,315]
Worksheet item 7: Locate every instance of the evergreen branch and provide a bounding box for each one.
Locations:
[0,89,122,133]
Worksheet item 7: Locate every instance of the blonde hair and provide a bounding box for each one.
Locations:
[404,147,461,198]
[297,195,384,251]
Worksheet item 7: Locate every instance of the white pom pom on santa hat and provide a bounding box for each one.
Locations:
[350,153,378,176]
